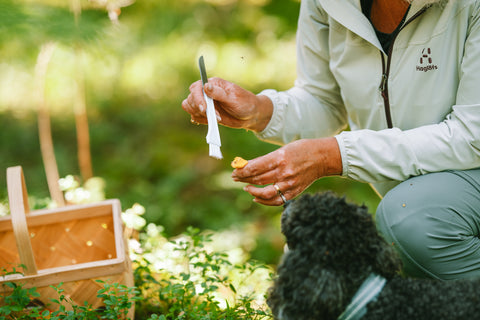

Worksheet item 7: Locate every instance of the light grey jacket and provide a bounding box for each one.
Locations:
[257,0,480,195]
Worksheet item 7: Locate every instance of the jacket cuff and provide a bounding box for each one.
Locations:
[335,133,349,177]
[255,89,286,143]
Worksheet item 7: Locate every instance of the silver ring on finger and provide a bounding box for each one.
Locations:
[273,184,287,204]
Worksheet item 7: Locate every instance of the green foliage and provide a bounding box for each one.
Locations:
[0,0,112,52]
[133,226,272,319]
[0,282,41,318]
[0,280,139,319]
[95,280,140,319]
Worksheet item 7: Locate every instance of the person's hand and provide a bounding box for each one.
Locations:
[182,77,273,132]
[231,137,342,206]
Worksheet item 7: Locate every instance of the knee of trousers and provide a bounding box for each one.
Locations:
[375,194,438,279]
[375,174,480,280]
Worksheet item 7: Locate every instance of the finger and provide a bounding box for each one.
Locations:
[182,98,207,124]
[234,169,279,186]
[245,184,278,200]
[190,117,207,125]
[191,114,208,125]
[189,80,207,112]
[254,197,285,206]
[204,78,229,102]
[244,184,286,206]
[232,157,281,184]
[181,97,195,114]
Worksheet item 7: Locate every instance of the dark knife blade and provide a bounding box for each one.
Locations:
[198,56,208,86]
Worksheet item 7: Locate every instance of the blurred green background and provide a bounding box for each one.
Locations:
[0,0,380,264]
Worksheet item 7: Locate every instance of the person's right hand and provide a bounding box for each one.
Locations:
[182,77,273,133]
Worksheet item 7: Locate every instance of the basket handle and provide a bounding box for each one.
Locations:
[7,166,38,275]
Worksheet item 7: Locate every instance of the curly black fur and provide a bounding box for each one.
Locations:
[267,192,480,320]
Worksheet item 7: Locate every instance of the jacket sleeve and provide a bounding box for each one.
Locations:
[336,4,480,184]
[256,0,348,145]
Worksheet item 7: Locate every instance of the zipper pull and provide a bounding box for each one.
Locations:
[379,74,387,92]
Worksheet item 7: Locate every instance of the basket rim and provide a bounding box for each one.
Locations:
[0,199,121,222]
[0,256,128,290]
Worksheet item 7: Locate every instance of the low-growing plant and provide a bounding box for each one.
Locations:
[133,226,273,319]
[0,281,42,319]
[0,279,140,320]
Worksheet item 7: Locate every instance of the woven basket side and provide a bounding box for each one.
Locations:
[0,213,118,274]
[30,215,117,269]
[0,231,21,273]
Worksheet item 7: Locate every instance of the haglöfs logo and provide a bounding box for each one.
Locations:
[416,48,438,72]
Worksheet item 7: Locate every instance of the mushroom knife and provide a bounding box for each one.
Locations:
[198,56,222,159]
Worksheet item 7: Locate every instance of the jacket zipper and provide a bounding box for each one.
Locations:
[379,53,392,128]
[379,7,428,129]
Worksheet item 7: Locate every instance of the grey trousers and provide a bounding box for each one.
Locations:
[376,169,480,280]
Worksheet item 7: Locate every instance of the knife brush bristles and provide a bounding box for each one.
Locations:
[209,144,223,159]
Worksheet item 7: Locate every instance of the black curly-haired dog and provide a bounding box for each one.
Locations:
[267,192,480,320]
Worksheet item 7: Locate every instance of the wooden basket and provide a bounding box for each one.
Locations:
[0,166,134,317]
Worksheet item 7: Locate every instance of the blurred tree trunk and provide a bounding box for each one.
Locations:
[72,0,93,182]
[36,42,65,207]
[74,49,93,181]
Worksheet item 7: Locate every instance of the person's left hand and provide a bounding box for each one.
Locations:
[231,137,342,206]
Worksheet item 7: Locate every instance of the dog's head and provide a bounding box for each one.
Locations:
[280,192,401,276]
[268,192,401,320]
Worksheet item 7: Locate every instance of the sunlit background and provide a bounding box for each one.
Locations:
[0,0,380,265]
